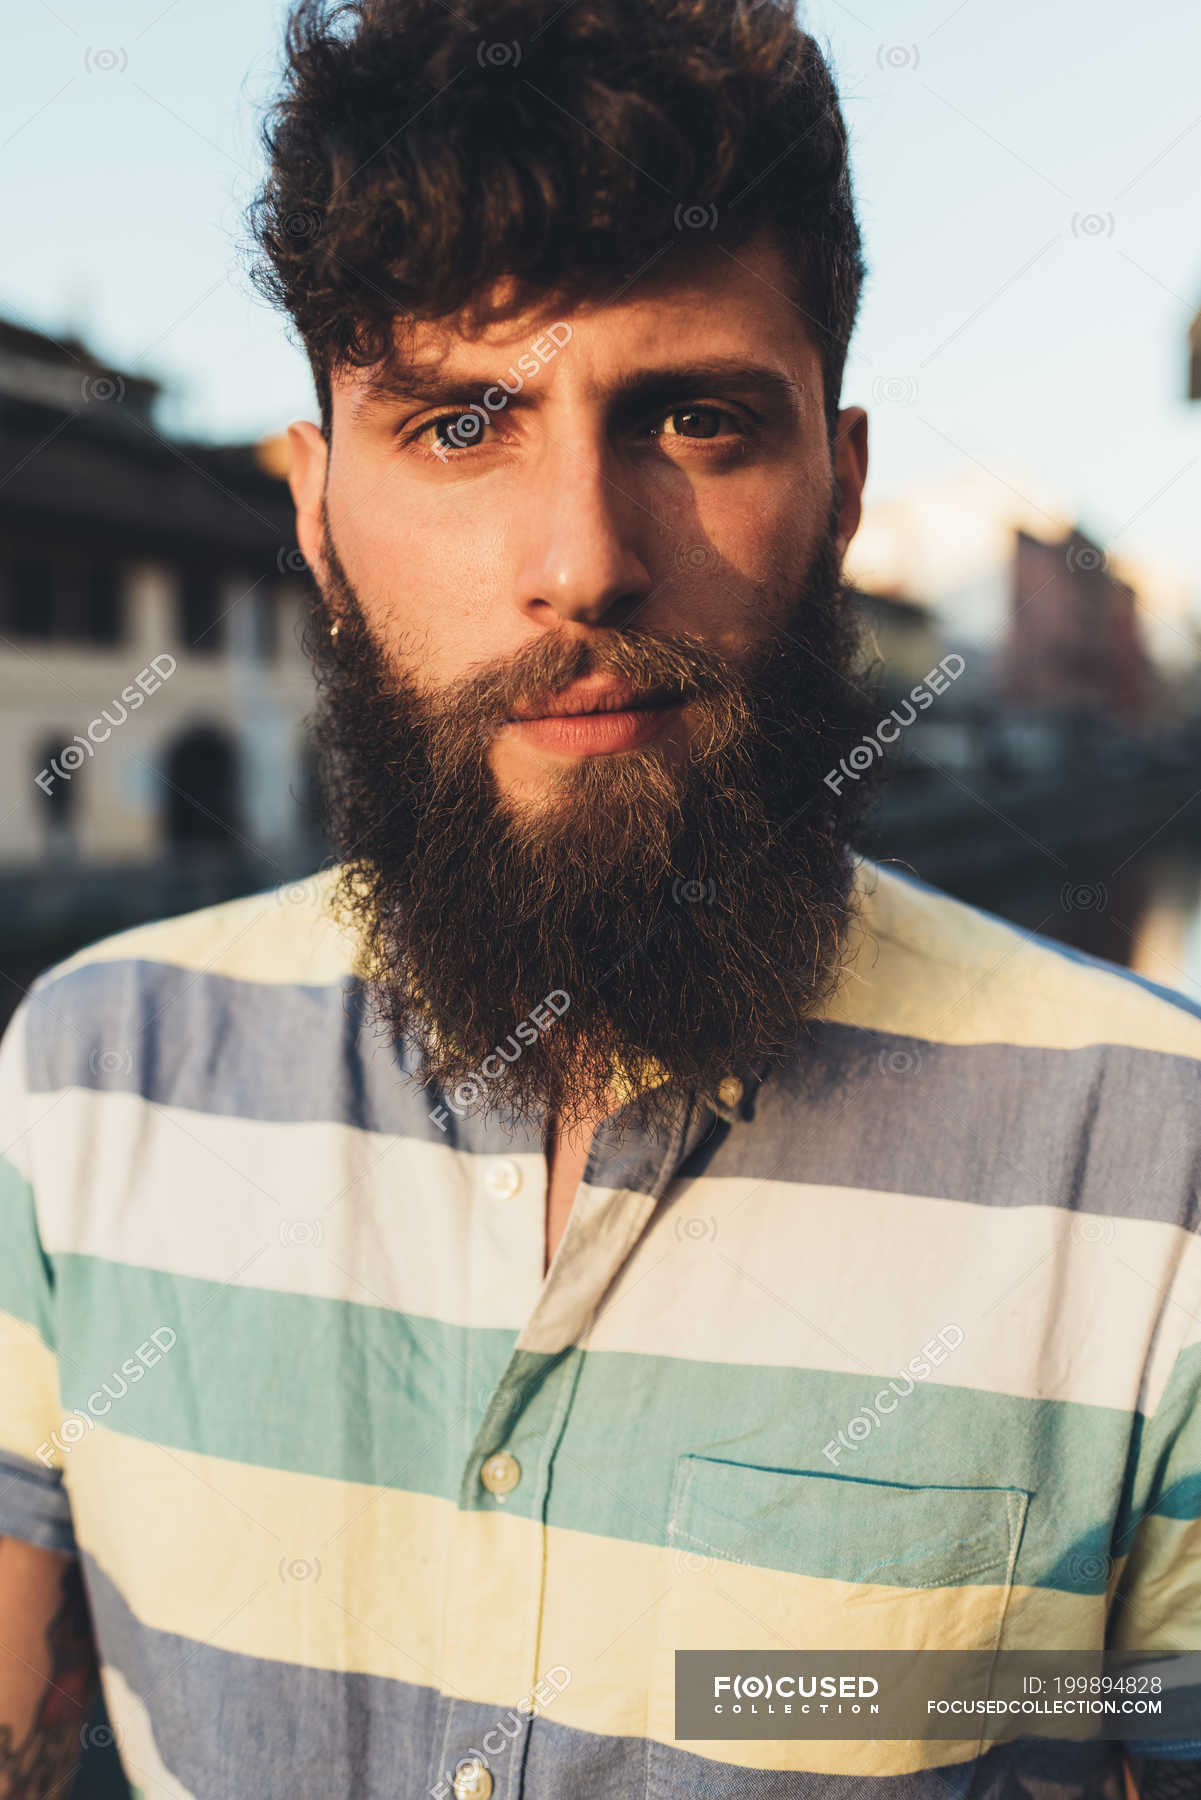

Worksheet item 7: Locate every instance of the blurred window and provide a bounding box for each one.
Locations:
[163,724,242,845]
[86,564,123,645]
[9,558,54,638]
[178,570,224,654]
[1,556,125,644]
[252,583,279,661]
[34,734,77,830]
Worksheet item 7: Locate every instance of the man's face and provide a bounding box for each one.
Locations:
[292,230,867,810]
[287,229,874,1134]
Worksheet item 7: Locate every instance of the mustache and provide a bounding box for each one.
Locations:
[419,625,740,731]
[329,601,764,765]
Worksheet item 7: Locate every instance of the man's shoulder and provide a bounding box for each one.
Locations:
[18,869,360,1081]
[34,868,353,993]
[833,857,1201,1068]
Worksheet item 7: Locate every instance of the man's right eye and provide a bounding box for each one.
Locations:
[407,408,493,457]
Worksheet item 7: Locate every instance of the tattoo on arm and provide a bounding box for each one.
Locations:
[0,1541,98,1800]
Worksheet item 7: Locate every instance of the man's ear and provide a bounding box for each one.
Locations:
[832,406,868,557]
[286,420,330,585]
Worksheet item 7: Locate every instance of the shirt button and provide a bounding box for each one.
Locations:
[484,1158,521,1198]
[452,1756,493,1799]
[716,1074,743,1108]
[480,1451,521,1496]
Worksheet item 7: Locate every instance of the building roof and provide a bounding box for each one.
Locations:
[0,314,295,566]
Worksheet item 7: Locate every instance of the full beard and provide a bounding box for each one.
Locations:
[308,507,883,1138]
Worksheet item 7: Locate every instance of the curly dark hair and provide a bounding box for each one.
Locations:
[248,0,865,439]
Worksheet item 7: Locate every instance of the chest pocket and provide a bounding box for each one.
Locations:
[645,1457,1030,1800]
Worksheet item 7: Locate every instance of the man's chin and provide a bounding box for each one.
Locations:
[485,737,686,875]
[487,703,691,808]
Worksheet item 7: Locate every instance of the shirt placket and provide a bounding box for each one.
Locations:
[427,1127,543,1800]
[431,1086,700,1800]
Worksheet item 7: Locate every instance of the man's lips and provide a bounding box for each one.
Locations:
[506,679,679,722]
[502,679,686,755]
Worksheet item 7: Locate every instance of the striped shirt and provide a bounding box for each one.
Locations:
[1,858,1199,1799]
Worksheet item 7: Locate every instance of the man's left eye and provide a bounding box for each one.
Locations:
[655,405,742,440]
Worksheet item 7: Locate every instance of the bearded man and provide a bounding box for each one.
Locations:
[0,3,1198,1798]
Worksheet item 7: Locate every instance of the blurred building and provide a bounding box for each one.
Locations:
[845,469,1178,719]
[853,587,945,694]
[998,526,1152,726]
[0,316,319,916]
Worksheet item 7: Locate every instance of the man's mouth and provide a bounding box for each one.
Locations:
[503,678,685,755]
[507,678,680,723]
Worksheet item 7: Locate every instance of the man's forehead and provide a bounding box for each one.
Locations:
[334,230,818,415]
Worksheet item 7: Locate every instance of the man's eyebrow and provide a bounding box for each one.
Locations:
[352,356,804,418]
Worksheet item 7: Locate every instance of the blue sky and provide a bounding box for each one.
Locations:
[2,0,1199,585]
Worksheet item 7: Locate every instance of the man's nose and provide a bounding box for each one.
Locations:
[510,438,653,628]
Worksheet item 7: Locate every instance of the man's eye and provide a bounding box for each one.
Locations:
[654,405,743,441]
[410,408,492,454]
